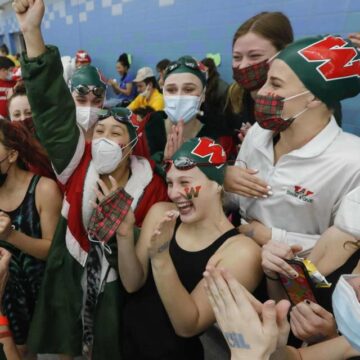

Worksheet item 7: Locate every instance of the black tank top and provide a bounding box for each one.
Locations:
[0,175,46,345]
[123,220,239,360]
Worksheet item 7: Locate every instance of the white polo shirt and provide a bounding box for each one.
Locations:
[231,117,360,252]
[335,186,360,239]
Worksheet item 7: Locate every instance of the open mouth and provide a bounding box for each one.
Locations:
[176,201,193,215]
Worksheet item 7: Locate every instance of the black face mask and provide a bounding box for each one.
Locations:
[0,154,11,187]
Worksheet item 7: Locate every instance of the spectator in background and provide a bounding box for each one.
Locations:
[6,84,55,180]
[128,66,164,111]
[0,56,16,119]
[74,49,91,69]
[107,52,137,107]
[156,58,171,91]
[0,44,20,67]
[0,45,8,57]
[200,57,230,145]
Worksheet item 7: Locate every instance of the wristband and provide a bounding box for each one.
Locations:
[0,331,12,339]
[271,227,287,243]
[0,316,9,326]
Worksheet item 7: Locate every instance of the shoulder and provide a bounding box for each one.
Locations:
[126,72,135,81]
[35,177,62,207]
[148,201,176,216]
[154,89,164,99]
[331,131,360,166]
[142,201,176,227]
[213,233,261,264]
[36,176,61,196]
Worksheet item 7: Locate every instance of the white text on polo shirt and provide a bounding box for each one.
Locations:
[286,185,314,203]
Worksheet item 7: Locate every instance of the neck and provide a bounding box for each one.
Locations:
[183,118,203,141]
[274,111,331,162]
[183,200,231,238]
[0,165,30,193]
[101,156,131,188]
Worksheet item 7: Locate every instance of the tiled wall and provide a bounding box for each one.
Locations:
[0,0,359,133]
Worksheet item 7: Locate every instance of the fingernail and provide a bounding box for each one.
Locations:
[267,191,273,196]
[292,272,298,278]
[253,196,258,199]
[262,195,268,198]
[267,186,272,190]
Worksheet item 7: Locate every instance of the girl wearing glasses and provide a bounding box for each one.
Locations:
[117,137,262,360]
[14,1,168,358]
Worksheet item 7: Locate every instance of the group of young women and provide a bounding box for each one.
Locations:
[0,0,358,359]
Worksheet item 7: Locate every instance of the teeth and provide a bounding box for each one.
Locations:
[177,202,192,209]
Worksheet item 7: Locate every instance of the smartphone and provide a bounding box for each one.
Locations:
[278,259,318,305]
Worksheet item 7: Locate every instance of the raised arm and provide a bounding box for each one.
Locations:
[151,229,262,337]
[14,0,84,181]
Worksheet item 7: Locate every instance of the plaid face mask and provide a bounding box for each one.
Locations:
[233,59,269,91]
[254,91,309,133]
[88,187,133,246]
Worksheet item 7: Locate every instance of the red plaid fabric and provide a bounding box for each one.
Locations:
[254,93,294,133]
[88,188,133,244]
[233,59,269,91]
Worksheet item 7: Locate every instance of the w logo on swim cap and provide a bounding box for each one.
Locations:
[191,138,226,164]
[299,36,360,81]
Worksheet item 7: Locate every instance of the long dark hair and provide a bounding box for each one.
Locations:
[0,119,51,174]
[201,58,221,107]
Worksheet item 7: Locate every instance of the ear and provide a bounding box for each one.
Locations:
[306,94,323,110]
[8,149,19,164]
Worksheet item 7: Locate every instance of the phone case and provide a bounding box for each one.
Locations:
[279,259,318,305]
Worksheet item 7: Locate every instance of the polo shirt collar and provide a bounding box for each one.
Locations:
[254,116,341,160]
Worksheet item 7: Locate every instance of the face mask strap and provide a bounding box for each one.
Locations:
[88,236,112,255]
[283,107,309,122]
[283,90,310,102]
[121,135,138,151]
[267,51,280,64]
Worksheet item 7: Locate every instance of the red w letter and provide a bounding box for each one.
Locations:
[191,138,226,163]
[299,36,360,81]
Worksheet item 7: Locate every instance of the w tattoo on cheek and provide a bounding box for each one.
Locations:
[223,332,250,349]
[184,186,202,200]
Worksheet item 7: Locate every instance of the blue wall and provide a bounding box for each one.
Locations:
[1,0,360,132]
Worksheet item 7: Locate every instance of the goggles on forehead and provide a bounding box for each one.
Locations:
[163,156,225,172]
[74,84,105,98]
[97,108,133,123]
[165,59,207,77]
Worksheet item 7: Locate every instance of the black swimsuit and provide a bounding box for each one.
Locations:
[123,220,239,360]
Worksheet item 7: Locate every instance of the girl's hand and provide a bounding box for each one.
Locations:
[148,210,179,260]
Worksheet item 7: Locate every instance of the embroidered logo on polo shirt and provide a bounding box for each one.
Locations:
[286,185,314,203]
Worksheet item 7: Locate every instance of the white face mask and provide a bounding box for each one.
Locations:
[164,95,203,124]
[91,136,138,174]
[76,106,101,131]
[332,274,360,352]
